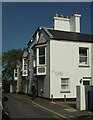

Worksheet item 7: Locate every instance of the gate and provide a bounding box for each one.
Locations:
[88,91,93,112]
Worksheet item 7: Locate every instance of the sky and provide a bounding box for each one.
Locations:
[2,2,92,52]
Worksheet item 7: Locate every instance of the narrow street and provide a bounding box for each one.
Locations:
[3,93,93,120]
[4,93,63,119]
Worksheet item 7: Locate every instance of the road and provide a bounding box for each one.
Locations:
[0,87,2,120]
[5,93,63,119]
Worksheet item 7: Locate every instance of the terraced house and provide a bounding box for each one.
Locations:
[14,12,93,101]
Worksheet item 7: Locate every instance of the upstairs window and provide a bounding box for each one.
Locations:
[33,48,37,68]
[39,46,45,65]
[79,47,89,66]
[24,59,27,70]
[14,68,17,77]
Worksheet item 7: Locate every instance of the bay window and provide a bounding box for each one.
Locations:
[39,46,45,65]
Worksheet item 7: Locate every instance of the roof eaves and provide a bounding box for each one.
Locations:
[31,41,47,49]
[50,38,93,43]
[42,27,53,38]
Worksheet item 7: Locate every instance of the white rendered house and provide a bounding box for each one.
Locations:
[26,12,93,99]
[13,49,28,93]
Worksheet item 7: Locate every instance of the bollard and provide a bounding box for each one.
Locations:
[64,95,66,102]
[51,94,53,102]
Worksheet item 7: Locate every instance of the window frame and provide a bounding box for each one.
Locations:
[79,47,89,66]
[37,45,46,66]
[60,78,70,93]
[23,58,27,71]
[14,68,17,77]
[83,81,90,85]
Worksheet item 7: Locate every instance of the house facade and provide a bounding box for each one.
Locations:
[14,12,93,99]
[13,49,28,93]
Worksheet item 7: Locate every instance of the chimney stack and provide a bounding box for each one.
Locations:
[53,12,81,33]
[70,12,81,33]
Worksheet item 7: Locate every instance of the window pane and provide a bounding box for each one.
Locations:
[24,59,27,65]
[79,57,87,64]
[62,86,67,89]
[15,73,17,77]
[83,81,90,85]
[34,67,36,74]
[34,49,36,59]
[39,47,45,56]
[61,78,69,90]
[15,69,17,72]
[79,48,87,56]
[39,57,45,64]
[79,47,88,65]
[24,65,27,70]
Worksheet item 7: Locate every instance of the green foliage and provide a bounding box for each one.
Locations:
[2,79,10,93]
[10,80,17,86]
[2,49,23,81]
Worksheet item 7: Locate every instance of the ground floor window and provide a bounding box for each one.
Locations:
[61,78,70,92]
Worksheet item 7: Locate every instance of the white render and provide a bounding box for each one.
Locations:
[91,43,93,85]
[54,13,81,33]
[21,58,28,77]
[18,12,93,100]
[27,34,92,99]
[50,40,91,98]
[14,68,18,81]
[54,17,70,32]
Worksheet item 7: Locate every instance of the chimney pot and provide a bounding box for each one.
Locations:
[61,15,63,18]
[75,11,77,14]
[56,14,58,17]
[66,16,68,19]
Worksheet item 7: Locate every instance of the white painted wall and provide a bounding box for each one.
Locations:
[54,14,81,33]
[50,40,91,99]
[54,17,70,32]
[70,14,81,33]
[91,43,93,85]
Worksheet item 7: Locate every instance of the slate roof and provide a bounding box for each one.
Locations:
[47,29,93,43]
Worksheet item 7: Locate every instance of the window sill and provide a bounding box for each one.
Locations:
[60,91,71,93]
[78,65,90,68]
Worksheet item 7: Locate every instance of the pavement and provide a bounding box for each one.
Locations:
[11,93,93,120]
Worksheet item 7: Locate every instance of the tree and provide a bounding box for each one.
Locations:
[2,49,23,81]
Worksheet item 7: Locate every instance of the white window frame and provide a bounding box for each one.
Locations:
[23,58,27,71]
[33,48,37,68]
[79,47,89,66]
[14,68,17,77]
[22,58,28,76]
[14,68,18,80]
[83,77,91,85]
[61,78,70,92]
[37,45,46,66]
